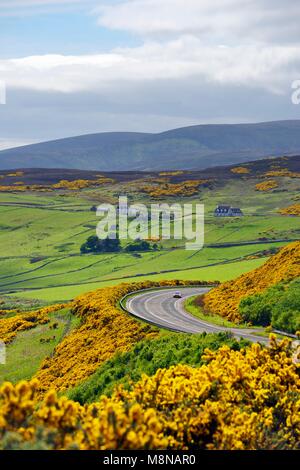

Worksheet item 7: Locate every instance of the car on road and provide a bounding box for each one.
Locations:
[173,291,182,299]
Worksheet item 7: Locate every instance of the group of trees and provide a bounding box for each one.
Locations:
[80,236,158,254]
[80,236,121,254]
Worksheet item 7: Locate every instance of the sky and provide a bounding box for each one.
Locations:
[0,0,300,149]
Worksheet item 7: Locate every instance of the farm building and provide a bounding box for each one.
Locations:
[214,205,244,217]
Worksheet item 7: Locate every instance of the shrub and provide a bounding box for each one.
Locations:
[239,279,300,334]
[230,167,250,174]
[279,204,300,216]
[125,240,152,252]
[255,180,278,191]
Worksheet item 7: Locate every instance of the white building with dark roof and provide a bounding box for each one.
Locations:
[214,205,244,217]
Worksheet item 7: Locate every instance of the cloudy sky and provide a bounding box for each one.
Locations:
[0,0,300,149]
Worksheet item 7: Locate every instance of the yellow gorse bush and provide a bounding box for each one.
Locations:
[159,171,184,176]
[140,180,209,197]
[231,167,251,174]
[0,336,299,450]
[265,169,300,178]
[255,180,278,191]
[6,171,24,177]
[279,204,300,216]
[0,185,29,192]
[52,177,114,190]
[0,177,115,192]
[203,241,300,321]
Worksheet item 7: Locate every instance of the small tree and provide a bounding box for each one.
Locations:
[80,236,102,254]
[125,240,151,252]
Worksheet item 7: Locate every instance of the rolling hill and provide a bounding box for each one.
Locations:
[1,120,300,171]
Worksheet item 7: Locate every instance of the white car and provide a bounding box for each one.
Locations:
[173,291,182,299]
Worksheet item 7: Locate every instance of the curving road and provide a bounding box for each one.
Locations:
[125,287,269,344]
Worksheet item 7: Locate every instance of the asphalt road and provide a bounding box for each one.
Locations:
[125,287,269,344]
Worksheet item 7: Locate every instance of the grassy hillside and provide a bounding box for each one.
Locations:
[203,241,300,322]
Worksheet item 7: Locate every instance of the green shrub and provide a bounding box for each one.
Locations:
[67,332,248,404]
[239,279,300,333]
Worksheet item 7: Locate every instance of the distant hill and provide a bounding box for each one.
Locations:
[1,120,300,171]
[1,154,299,186]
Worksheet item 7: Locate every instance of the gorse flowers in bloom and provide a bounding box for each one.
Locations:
[0,336,299,450]
[0,176,115,192]
[140,180,210,197]
[279,204,300,216]
[230,167,251,174]
[159,171,184,176]
[265,169,300,178]
[255,180,278,191]
[52,177,115,190]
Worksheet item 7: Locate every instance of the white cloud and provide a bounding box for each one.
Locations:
[95,0,300,44]
[1,0,300,142]
[0,37,299,95]
[1,0,299,97]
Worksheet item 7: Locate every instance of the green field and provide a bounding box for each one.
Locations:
[0,168,299,303]
[7,257,266,301]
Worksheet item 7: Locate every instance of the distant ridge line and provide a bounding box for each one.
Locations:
[1,119,300,171]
